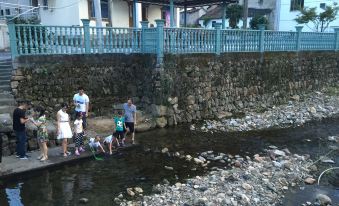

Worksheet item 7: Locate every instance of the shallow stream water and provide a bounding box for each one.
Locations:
[0,118,338,206]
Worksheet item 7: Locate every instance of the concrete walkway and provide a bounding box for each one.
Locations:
[0,143,134,179]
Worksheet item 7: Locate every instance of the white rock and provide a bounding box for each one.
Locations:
[315,194,332,205]
[185,155,192,161]
[126,188,135,197]
[134,187,143,194]
[161,147,169,153]
[242,183,253,191]
[194,158,204,164]
[321,159,335,164]
[273,149,286,157]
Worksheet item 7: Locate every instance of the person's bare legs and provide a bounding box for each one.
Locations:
[37,141,44,159]
[62,139,68,156]
[41,142,48,161]
[131,132,135,144]
[109,141,112,155]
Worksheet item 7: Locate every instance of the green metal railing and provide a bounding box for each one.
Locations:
[7,18,339,64]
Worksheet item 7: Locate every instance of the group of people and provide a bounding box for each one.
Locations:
[12,86,137,161]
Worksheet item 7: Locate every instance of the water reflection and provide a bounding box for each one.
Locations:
[5,183,23,206]
[0,119,338,205]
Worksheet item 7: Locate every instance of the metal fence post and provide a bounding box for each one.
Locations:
[333,27,339,51]
[155,19,165,65]
[295,26,303,51]
[140,21,149,53]
[215,23,221,55]
[258,24,265,53]
[6,16,18,59]
[81,19,91,54]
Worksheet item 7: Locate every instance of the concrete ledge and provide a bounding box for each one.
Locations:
[0,143,137,180]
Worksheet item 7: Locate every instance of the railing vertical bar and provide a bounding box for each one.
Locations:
[39,26,43,54]
[17,26,23,55]
[23,26,28,54]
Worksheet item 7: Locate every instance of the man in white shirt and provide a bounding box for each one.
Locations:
[73,86,89,131]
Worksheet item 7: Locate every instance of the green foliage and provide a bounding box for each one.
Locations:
[13,16,40,25]
[249,15,269,29]
[295,5,338,32]
[226,4,243,29]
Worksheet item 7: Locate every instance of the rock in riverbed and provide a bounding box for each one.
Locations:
[198,91,339,133]
[120,147,314,206]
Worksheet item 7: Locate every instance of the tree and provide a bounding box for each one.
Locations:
[249,15,268,30]
[226,4,243,29]
[295,6,338,32]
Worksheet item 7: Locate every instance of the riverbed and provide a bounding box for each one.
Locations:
[0,118,338,206]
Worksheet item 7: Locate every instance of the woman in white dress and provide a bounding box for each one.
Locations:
[57,103,73,157]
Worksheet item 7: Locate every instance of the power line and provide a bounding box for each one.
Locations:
[0,0,81,10]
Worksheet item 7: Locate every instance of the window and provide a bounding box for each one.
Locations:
[290,0,304,11]
[320,3,326,10]
[142,4,148,21]
[5,9,10,15]
[32,0,38,7]
[43,0,48,10]
[212,21,217,27]
[0,10,3,16]
[88,0,109,19]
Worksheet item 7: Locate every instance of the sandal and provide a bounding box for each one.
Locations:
[37,155,43,160]
[40,156,48,161]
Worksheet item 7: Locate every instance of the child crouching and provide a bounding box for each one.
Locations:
[89,135,105,153]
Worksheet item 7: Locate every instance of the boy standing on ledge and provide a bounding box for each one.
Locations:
[73,86,89,134]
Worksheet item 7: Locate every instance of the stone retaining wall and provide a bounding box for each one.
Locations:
[12,54,157,115]
[161,52,339,124]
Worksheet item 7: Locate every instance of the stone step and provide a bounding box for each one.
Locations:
[0,105,15,114]
[0,75,11,80]
[0,68,12,71]
[0,98,16,106]
[0,85,11,92]
[0,93,14,99]
[0,80,10,86]
[0,71,11,76]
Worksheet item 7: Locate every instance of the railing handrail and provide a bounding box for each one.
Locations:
[6,18,339,64]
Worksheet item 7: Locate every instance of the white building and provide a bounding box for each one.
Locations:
[38,0,180,28]
[276,0,339,32]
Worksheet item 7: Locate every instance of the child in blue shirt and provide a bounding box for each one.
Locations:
[113,110,126,147]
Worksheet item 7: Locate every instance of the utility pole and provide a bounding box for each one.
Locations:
[243,0,248,29]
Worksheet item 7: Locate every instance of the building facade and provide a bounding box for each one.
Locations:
[277,0,339,32]
[37,0,179,27]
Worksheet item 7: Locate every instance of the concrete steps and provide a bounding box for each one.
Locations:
[0,98,16,106]
[0,85,11,92]
[0,75,10,81]
[0,106,15,114]
[0,71,11,76]
[0,79,10,85]
[0,58,15,116]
